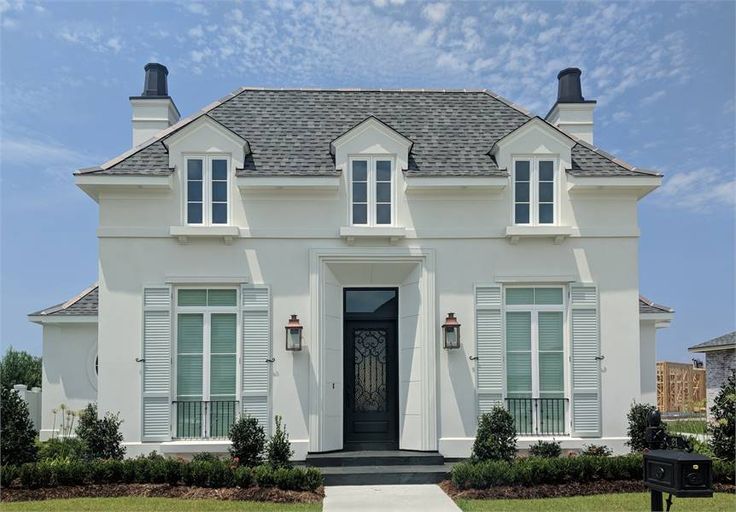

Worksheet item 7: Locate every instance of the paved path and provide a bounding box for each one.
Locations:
[323,484,461,512]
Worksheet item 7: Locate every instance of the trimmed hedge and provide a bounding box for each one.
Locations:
[451,454,735,490]
[5,454,322,491]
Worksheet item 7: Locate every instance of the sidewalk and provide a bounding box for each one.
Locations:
[323,484,461,512]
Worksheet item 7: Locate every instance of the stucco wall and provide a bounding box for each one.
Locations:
[639,321,658,405]
[41,323,98,440]
[705,349,735,420]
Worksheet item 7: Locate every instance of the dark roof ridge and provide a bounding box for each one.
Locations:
[29,284,99,317]
[639,295,674,314]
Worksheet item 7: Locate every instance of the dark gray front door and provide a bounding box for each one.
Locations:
[343,289,399,450]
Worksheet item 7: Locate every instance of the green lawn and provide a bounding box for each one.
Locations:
[664,418,708,435]
[457,492,735,511]
[2,497,322,512]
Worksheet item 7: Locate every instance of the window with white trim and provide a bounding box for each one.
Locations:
[513,158,557,225]
[186,156,230,225]
[350,157,394,226]
[175,288,238,438]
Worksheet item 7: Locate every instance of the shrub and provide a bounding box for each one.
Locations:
[626,402,660,452]
[234,466,254,488]
[471,406,516,462]
[0,387,38,465]
[1,465,19,487]
[37,438,87,461]
[191,452,222,463]
[267,415,294,468]
[528,440,562,458]
[709,373,735,462]
[76,403,125,460]
[254,464,275,487]
[18,462,52,489]
[303,467,323,491]
[581,444,612,457]
[713,458,735,484]
[229,416,266,467]
[0,347,41,390]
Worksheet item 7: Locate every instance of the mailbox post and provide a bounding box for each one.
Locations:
[643,411,713,511]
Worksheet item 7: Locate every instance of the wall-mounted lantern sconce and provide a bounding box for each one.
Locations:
[442,312,461,349]
[286,314,303,351]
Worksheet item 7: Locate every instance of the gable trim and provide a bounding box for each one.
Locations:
[489,117,576,155]
[329,115,414,155]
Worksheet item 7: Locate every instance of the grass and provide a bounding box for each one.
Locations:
[665,418,709,435]
[456,492,735,511]
[2,497,322,512]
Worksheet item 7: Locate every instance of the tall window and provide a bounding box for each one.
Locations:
[505,287,565,434]
[186,156,230,225]
[513,158,556,225]
[350,157,393,226]
[176,288,237,438]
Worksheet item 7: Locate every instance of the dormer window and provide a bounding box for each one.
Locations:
[513,158,556,225]
[186,156,230,225]
[350,157,394,226]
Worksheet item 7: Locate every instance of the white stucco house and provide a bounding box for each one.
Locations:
[29,64,673,462]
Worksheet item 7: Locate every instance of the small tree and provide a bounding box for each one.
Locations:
[229,416,266,467]
[528,440,562,458]
[627,402,661,452]
[709,372,735,462]
[76,403,125,460]
[267,415,293,468]
[471,406,517,462]
[0,387,38,465]
[0,347,41,390]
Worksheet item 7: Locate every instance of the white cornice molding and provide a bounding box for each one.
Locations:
[236,176,340,191]
[75,174,172,202]
[567,175,662,199]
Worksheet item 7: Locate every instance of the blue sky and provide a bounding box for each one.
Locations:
[1,1,734,362]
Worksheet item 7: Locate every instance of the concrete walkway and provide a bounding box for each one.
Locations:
[323,484,461,512]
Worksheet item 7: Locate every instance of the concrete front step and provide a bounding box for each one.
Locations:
[306,450,445,468]
[320,463,453,486]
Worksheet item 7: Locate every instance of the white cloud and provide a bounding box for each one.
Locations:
[422,3,449,24]
[640,89,666,106]
[186,2,208,16]
[106,37,121,52]
[655,168,736,213]
[188,25,204,38]
[612,111,632,123]
[1,136,90,168]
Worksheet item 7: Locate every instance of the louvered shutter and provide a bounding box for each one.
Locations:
[475,285,503,415]
[241,285,271,434]
[142,287,172,442]
[570,284,601,437]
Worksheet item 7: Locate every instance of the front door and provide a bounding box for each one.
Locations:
[343,289,399,450]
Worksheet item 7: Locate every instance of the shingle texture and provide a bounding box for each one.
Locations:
[639,295,673,315]
[29,286,98,317]
[81,89,654,178]
[689,331,736,352]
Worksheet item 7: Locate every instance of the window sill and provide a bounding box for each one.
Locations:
[505,225,573,245]
[169,225,240,245]
[339,226,406,245]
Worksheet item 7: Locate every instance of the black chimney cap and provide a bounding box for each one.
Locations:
[141,63,169,97]
[556,67,585,103]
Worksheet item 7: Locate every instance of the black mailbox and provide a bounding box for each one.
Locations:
[643,449,713,498]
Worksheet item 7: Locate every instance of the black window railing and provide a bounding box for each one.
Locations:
[505,397,569,436]
[173,400,239,439]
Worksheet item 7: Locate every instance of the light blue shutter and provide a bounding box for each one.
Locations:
[241,285,271,434]
[142,287,172,442]
[570,284,601,437]
[475,285,503,414]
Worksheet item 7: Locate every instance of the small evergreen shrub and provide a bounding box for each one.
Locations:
[76,403,125,460]
[713,458,735,484]
[471,406,517,462]
[254,464,275,487]
[581,444,612,457]
[626,402,660,452]
[1,465,19,487]
[37,438,87,461]
[709,373,735,462]
[0,387,38,465]
[229,416,266,467]
[191,452,222,463]
[303,467,323,491]
[528,440,562,458]
[234,466,254,488]
[267,415,294,468]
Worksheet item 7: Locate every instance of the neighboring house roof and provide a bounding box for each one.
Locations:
[77,88,659,178]
[689,331,736,353]
[639,295,674,315]
[28,285,98,317]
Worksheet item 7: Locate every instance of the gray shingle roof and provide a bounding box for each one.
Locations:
[639,295,673,314]
[689,331,736,352]
[78,88,657,178]
[29,285,98,317]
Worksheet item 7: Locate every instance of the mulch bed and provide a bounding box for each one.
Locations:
[440,480,736,500]
[1,484,324,503]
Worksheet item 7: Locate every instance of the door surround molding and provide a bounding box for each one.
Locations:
[308,248,437,453]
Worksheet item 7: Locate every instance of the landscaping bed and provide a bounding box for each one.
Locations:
[1,483,323,504]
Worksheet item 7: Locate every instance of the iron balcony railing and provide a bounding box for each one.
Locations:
[173,400,239,439]
[505,397,569,436]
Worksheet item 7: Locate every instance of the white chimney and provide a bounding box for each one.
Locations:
[130,63,180,147]
[545,68,596,144]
